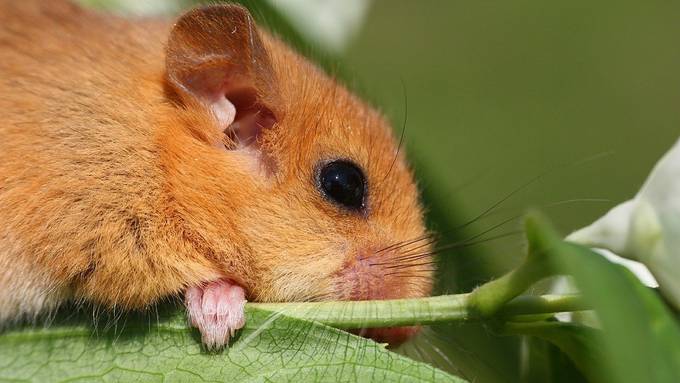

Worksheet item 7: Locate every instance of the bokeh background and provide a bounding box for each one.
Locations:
[82,1,680,381]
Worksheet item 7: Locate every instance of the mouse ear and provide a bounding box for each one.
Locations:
[165,4,281,149]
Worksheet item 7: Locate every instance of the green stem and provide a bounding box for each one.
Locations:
[247,293,589,328]
[499,294,587,317]
[249,294,470,328]
[466,256,553,318]
[463,213,565,318]
[250,215,577,329]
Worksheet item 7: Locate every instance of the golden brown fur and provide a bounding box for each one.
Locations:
[0,0,432,330]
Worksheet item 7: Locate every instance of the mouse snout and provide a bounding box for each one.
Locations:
[334,245,434,345]
[335,247,433,301]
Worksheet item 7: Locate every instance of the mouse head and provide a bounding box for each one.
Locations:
[162,4,433,344]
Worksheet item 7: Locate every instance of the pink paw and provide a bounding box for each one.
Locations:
[185,279,247,350]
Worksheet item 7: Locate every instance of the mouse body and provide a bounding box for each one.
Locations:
[0,0,433,348]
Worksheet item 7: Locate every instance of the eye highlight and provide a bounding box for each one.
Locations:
[317,160,366,211]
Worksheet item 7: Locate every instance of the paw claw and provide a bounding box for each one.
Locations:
[185,279,246,350]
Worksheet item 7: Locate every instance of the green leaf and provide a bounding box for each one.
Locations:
[502,321,605,383]
[0,306,465,383]
[526,214,680,383]
[518,335,588,383]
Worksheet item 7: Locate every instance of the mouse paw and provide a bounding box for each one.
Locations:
[185,279,246,350]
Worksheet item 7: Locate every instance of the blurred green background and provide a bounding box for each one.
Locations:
[83,1,680,381]
[345,3,678,380]
[344,0,680,283]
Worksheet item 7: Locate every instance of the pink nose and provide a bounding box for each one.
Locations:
[355,325,422,346]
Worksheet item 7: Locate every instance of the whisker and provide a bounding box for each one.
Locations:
[383,273,435,279]
[410,338,434,368]
[421,329,459,373]
[383,214,521,265]
[438,173,545,237]
[372,232,435,256]
[368,169,590,263]
[378,239,438,262]
[384,261,437,270]
[427,151,612,242]
[543,198,611,208]
[456,230,523,248]
[380,78,408,185]
[385,234,440,258]
[439,213,520,248]
[383,229,523,266]
[471,197,612,222]
[571,150,615,166]
[362,232,437,262]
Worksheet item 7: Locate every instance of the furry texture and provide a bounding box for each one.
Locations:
[185,279,246,349]
[0,1,433,342]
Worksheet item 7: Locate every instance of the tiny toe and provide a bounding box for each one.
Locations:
[185,286,204,327]
[202,287,218,317]
[185,279,247,350]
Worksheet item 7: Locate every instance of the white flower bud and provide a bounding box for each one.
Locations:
[567,138,680,308]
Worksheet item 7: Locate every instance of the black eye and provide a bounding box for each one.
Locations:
[318,160,366,211]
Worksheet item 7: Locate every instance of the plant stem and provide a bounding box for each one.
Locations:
[463,213,565,318]
[249,294,470,328]
[250,215,583,329]
[498,294,587,317]
[466,256,553,318]
[247,293,589,329]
